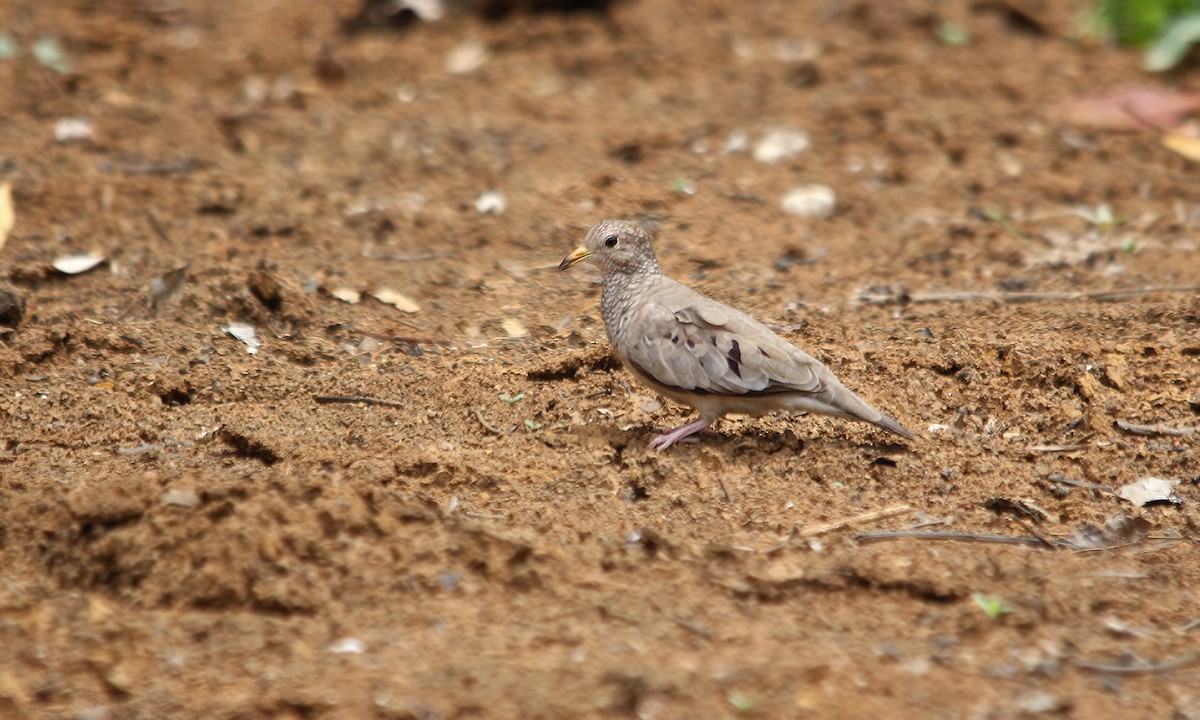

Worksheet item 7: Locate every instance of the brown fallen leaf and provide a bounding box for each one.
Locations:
[372,288,420,313]
[149,264,189,309]
[1056,87,1200,132]
[330,287,362,304]
[1162,130,1200,161]
[502,317,528,338]
[0,182,12,253]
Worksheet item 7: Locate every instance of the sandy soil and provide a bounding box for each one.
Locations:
[2,0,1199,717]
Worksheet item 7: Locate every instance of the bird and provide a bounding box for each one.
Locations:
[559,219,916,450]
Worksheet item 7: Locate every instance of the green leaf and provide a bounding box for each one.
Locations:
[671,178,697,195]
[0,33,18,61]
[971,592,1015,619]
[523,418,542,430]
[727,690,756,713]
[935,22,969,46]
[1146,12,1200,70]
[1097,0,1197,47]
[32,37,72,74]
[499,392,524,404]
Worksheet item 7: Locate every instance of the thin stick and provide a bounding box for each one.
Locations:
[468,407,505,435]
[861,284,1200,305]
[1076,654,1199,674]
[798,503,913,538]
[1114,419,1197,437]
[672,616,713,640]
[715,476,733,503]
[1045,475,1115,493]
[854,530,1050,547]
[314,395,405,408]
[354,328,454,346]
[1027,443,1093,453]
[463,510,507,520]
[1179,616,1200,633]
[1008,517,1061,549]
[145,207,172,243]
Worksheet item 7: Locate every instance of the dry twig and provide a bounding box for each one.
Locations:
[315,395,405,408]
[798,503,913,538]
[854,530,1050,547]
[469,407,505,435]
[1114,419,1197,437]
[1076,654,1200,674]
[861,284,1200,305]
[1045,475,1115,493]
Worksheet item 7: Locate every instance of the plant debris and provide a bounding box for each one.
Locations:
[1117,477,1182,506]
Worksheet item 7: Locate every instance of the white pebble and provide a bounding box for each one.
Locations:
[328,637,365,654]
[402,0,445,21]
[54,117,94,143]
[446,40,488,75]
[780,184,836,218]
[474,190,506,215]
[723,129,749,154]
[753,127,809,163]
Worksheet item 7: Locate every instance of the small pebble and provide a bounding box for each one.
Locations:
[474,190,506,215]
[54,117,94,143]
[328,637,365,654]
[446,40,487,75]
[753,127,809,163]
[780,184,836,218]
[160,488,200,508]
[0,284,25,327]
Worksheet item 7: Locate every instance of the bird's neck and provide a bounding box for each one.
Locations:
[600,264,662,336]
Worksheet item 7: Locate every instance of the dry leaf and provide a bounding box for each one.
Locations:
[372,288,420,313]
[1056,88,1200,132]
[330,287,362,304]
[1118,477,1181,506]
[53,252,106,275]
[1162,131,1200,161]
[149,264,188,309]
[1063,514,1152,549]
[502,317,528,338]
[224,323,262,354]
[0,182,12,253]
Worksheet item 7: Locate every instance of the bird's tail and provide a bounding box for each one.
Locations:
[827,384,918,441]
[866,410,918,441]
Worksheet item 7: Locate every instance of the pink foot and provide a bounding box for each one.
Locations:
[648,418,713,451]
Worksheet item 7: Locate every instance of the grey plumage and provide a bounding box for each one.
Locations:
[560,219,916,450]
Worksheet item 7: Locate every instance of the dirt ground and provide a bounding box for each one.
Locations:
[1,0,1199,717]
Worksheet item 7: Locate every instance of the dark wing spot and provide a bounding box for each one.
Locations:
[726,356,742,378]
[760,348,771,359]
[710,337,718,346]
[729,339,742,363]
[686,339,695,349]
[671,335,679,344]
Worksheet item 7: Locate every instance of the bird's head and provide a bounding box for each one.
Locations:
[559,219,660,277]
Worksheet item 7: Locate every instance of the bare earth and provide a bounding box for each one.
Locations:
[2,0,1199,717]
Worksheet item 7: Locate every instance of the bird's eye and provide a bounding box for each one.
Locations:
[604,235,619,248]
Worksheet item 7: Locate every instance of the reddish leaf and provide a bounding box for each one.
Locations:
[1056,87,1200,132]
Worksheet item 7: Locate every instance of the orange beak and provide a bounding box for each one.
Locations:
[558,246,591,271]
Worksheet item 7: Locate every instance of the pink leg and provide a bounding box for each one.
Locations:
[649,417,713,451]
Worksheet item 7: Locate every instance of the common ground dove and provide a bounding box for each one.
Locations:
[559,219,916,450]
